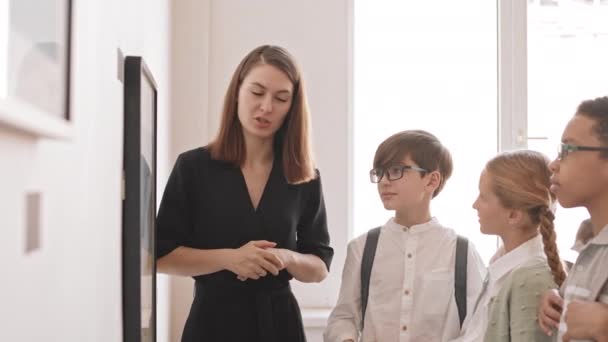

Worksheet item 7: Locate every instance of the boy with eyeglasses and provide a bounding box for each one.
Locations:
[538,96,608,342]
[324,130,485,342]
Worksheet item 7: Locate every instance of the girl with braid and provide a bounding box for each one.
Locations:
[450,150,565,342]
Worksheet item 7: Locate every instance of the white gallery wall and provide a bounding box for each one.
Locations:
[163,1,210,341]
[0,0,350,341]
[0,0,170,340]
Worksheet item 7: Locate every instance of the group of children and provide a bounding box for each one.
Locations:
[324,96,608,342]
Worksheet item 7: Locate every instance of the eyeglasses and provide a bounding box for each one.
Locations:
[369,164,427,183]
[557,142,608,160]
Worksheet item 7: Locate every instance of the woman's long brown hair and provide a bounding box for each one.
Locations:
[209,45,315,184]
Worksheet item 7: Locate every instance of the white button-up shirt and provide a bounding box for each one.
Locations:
[449,234,546,342]
[324,217,486,342]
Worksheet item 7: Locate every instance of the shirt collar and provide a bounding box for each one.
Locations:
[488,234,545,283]
[385,216,441,234]
[589,224,608,245]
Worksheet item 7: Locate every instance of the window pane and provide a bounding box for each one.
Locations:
[354,1,498,263]
[527,0,608,263]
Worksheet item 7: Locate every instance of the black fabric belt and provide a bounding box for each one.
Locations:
[194,280,292,342]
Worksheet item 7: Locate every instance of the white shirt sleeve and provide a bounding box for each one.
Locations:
[324,239,363,342]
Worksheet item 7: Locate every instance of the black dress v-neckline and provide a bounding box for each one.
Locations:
[238,159,277,213]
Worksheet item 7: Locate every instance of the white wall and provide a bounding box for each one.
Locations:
[0,0,349,340]
[161,2,211,341]
[163,1,352,341]
[0,0,170,340]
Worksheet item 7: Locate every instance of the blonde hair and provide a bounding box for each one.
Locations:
[209,45,315,184]
[486,150,566,286]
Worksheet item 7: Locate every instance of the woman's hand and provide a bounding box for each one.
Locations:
[271,248,328,283]
[225,240,285,281]
[265,248,295,268]
[235,247,294,281]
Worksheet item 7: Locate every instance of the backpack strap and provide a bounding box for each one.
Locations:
[360,226,382,329]
[455,235,469,328]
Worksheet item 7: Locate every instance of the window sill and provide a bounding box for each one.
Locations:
[302,308,331,328]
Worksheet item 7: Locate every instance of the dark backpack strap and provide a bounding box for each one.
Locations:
[360,226,381,330]
[454,235,468,328]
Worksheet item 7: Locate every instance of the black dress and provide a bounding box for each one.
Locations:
[156,147,334,342]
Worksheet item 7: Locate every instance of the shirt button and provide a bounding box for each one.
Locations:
[404,289,410,295]
[402,325,407,331]
[407,253,412,258]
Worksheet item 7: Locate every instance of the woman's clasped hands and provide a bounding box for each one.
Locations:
[225,240,291,281]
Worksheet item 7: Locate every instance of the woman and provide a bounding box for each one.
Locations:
[156,45,333,342]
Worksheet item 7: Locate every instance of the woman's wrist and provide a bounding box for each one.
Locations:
[217,249,235,271]
[279,248,296,268]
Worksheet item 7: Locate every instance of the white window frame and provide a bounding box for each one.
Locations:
[498,0,529,152]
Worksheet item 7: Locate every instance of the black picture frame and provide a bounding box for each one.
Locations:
[0,0,73,139]
[122,56,157,342]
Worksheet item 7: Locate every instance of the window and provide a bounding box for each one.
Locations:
[0,1,6,97]
[354,1,499,263]
[527,0,608,260]
[354,0,607,266]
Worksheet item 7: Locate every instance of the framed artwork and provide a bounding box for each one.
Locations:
[122,56,157,342]
[0,0,73,138]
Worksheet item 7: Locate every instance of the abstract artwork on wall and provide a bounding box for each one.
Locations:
[0,0,72,138]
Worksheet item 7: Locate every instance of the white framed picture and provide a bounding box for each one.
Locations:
[0,0,72,139]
